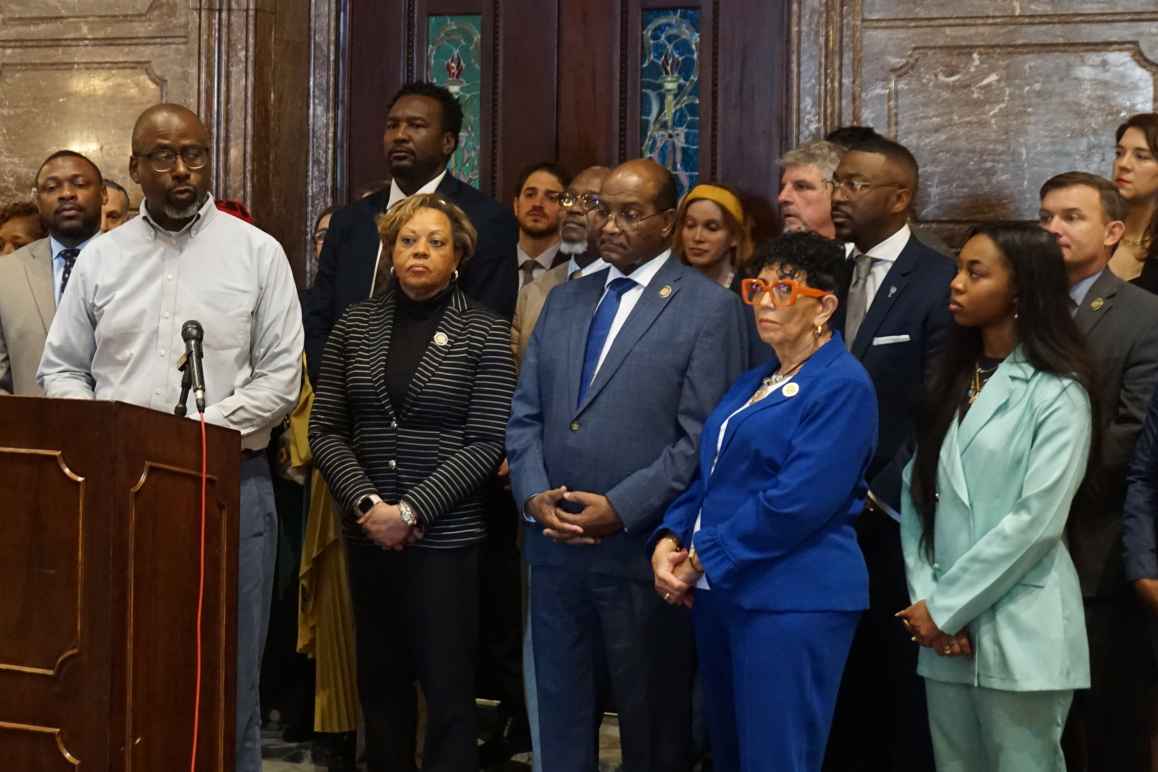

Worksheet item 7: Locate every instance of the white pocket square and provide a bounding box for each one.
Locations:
[872,334,911,346]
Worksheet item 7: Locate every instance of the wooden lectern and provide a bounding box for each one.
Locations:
[0,398,240,772]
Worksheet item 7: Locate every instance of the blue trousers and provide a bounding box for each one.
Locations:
[522,566,543,772]
[925,680,1072,772]
[235,455,278,772]
[694,590,859,772]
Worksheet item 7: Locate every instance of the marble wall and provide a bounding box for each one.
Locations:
[790,0,1158,247]
[0,0,337,285]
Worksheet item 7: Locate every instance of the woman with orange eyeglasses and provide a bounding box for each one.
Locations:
[648,231,877,772]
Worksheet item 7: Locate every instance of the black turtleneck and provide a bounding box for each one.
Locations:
[386,282,453,411]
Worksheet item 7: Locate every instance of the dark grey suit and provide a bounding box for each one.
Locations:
[507,255,748,772]
[1067,268,1158,770]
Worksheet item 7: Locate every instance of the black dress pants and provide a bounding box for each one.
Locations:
[824,504,935,772]
[347,541,480,772]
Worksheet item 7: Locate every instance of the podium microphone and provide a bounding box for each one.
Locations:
[181,320,208,413]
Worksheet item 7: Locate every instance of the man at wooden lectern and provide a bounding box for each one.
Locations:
[36,104,304,772]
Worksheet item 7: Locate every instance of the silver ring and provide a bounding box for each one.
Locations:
[664,593,672,602]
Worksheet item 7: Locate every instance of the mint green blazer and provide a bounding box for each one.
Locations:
[901,349,1092,691]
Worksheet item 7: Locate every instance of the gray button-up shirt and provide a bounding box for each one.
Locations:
[38,194,304,450]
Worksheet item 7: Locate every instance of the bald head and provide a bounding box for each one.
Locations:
[598,158,679,272]
[132,104,208,153]
[572,165,611,192]
[130,103,212,231]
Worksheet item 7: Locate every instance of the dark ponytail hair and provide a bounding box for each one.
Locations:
[910,223,1099,559]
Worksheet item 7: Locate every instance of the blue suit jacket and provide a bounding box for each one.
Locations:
[1123,383,1158,585]
[507,256,749,582]
[847,235,955,511]
[657,335,876,611]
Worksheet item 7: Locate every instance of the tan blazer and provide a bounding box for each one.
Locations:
[511,262,570,368]
[0,238,55,395]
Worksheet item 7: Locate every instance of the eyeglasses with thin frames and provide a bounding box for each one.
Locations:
[133,145,210,174]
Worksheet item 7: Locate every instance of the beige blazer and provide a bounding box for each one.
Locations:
[511,261,570,369]
[0,238,55,395]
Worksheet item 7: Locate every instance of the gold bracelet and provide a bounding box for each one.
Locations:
[688,547,704,574]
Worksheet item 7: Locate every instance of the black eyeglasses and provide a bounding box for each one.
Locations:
[134,145,210,173]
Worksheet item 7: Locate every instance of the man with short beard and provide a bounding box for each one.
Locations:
[0,150,104,395]
[513,161,568,289]
[511,165,610,365]
[38,103,303,772]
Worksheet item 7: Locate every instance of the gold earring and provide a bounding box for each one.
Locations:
[815,324,823,338]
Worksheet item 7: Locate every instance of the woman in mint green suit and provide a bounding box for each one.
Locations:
[899,224,1097,771]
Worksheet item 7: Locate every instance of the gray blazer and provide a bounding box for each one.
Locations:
[1070,269,1158,597]
[507,256,749,581]
[0,238,54,395]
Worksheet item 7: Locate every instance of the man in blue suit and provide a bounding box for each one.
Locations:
[507,159,749,772]
[824,136,955,772]
[304,81,518,384]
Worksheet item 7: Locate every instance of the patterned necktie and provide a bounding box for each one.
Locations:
[844,252,874,347]
[518,259,539,289]
[578,277,636,407]
[59,248,80,300]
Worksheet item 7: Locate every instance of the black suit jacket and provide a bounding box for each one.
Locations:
[308,285,517,549]
[846,234,956,511]
[304,174,518,383]
[1071,270,1158,597]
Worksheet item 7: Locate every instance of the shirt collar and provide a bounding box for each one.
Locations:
[387,168,449,210]
[140,193,218,239]
[50,234,92,260]
[864,223,912,263]
[570,256,607,278]
[1070,269,1104,308]
[605,249,671,289]
[518,242,561,271]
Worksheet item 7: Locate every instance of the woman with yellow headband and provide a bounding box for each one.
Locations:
[673,182,755,290]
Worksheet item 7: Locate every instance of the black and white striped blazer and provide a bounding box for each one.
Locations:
[309,284,516,548]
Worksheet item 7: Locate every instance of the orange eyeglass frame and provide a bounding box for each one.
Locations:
[740,277,832,307]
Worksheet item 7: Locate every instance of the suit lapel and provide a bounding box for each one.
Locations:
[954,352,1032,455]
[576,259,683,414]
[939,417,972,509]
[400,287,468,419]
[851,240,919,357]
[24,239,54,332]
[370,290,398,420]
[1073,270,1121,337]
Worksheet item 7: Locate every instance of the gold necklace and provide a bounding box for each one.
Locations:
[967,362,999,405]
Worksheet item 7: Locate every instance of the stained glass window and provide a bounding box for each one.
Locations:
[427,15,482,188]
[641,9,701,197]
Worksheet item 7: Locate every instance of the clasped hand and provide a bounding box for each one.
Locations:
[897,600,973,657]
[527,486,623,544]
[651,536,701,608]
[359,502,422,551]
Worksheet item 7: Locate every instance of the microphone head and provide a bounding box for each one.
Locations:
[181,320,204,342]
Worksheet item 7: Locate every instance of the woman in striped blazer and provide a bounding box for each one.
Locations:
[310,193,517,772]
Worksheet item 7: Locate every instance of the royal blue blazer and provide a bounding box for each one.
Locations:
[656,334,877,611]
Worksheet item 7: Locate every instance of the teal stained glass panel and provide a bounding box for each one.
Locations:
[427,14,483,187]
[641,9,701,197]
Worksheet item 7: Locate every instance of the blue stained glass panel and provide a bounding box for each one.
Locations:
[641,9,701,197]
[427,15,482,188]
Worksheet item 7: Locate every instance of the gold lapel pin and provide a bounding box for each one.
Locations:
[433,331,449,347]
[1090,297,1105,311]
[659,284,672,298]
[783,383,800,397]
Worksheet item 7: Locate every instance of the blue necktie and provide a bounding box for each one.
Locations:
[578,277,636,406]
[59,248,80,300]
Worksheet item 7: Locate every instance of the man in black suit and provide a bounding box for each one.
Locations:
[304,81,517,383]
[824,136,954,772]
[1040,171,1158,771]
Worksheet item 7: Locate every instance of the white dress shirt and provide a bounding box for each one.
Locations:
[50,235,94,304]
[593,249,671,376]
[387,169,449,210]
[38,194,304,451]
[860,223,912,307]
[569,256,607,278]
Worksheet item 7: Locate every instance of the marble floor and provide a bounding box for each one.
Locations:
[261,712,624,771]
